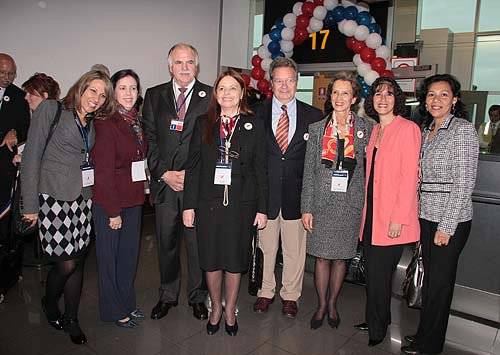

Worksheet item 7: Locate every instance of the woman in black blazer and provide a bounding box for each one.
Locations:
[183,69,268,336]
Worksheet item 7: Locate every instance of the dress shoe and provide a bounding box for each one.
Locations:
[41,297,64,331]
[253,296,274,313]
[354,322,368,331]
[401,343,421,354]
[63,318,87,345]
[150,301,177,320]
[129,309,145,320]
[206,316,222,335]
[189,302,208,320]
[115,318,139,328]
[310,311,326,329]
[327,314,341,329]
[225,320,238,336]
[281,300,298,318]
[404,335,417,344]
[368,338,383,347]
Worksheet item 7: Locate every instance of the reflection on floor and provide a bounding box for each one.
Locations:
[0,213,497,355]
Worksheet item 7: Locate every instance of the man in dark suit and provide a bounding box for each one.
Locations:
[253,58,322,317]
[142,43,210,320]
[0,53,30,242]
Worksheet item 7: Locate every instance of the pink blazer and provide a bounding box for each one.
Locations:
[359,116,421,246]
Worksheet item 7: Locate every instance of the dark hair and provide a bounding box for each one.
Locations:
[326,71,361,113]
[111,69,143,110]
[62,70,115,120]
[364,77,407,122]
[488,104,500,114]
[417,74,467,127]
[204,69,253,144]
[22,72,60,100]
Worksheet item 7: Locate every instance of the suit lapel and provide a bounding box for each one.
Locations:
[159,81,176,117]
[287,101,305,152]
[181,81,207,142]
[264,100,280,152]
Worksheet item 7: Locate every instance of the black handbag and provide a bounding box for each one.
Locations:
[345,242,366,285]
[11,102,62,236]
[248,228,263,296]
[402,242,424,309]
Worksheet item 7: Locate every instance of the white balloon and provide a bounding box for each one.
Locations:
[375,45,391,59]
[353,54,362,66]
[261,58,273,72]
[280,40,294,53]
[283,13,297,28]
[342,0,356,7]
[262,34,271,47]
[364,70,380,85]
[306,25,313,34]
[293,2,303,16]
[309,18,323,32]
[313,6,327,20]
[281,27,295,41]
[356,2,370,12]
[357,63,371,77]
[250,78,258,89]
[284,50,294,58]
[324,0,338,11]
[257,45,271,59]
[343,20,358,37]
[264,71,271,81]
[354,25,369,41]
[366,33,382,49]
[338,19,348,34]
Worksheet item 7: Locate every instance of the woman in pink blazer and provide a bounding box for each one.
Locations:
[355,77,421,347]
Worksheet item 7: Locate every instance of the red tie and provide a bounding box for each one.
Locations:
[276,104,289,153]
[176,87,187,120]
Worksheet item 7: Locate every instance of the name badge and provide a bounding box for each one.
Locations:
[170,119,184,131]
[331,170,348,192]
[81,165,95,187]
[131,159,147,182]
[214,162,232,185]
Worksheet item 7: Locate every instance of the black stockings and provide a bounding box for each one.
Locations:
[313,258,346,320]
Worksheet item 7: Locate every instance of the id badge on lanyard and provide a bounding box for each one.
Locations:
[81,164,95,187]
[214,162,232,185]
[331,135,348,192]
[75,113,94,187]
[131,159,148,182]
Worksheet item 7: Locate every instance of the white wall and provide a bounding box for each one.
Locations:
[220,0,252,70]
[0,0,222,94]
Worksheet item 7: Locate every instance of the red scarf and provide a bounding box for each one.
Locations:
[321,113,355,167]
[117,105,145,159]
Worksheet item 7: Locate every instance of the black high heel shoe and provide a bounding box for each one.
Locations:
[327,314,341,329]
[206,315,222,335]
[310,311,326,329]
[41,297,64,331]
[225,319,238,336]
[63,318,87,345]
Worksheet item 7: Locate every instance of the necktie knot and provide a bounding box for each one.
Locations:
[179,87,187,94]
[281,104,287,112]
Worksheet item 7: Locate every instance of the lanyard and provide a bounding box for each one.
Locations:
[73,111,91,164]
[220,115,239,163]
[336,133,345,170]
[174,86,195,117]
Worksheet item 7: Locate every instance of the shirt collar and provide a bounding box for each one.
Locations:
[173,79,195,96]
[427,114,454,132]
[272,96,296,112]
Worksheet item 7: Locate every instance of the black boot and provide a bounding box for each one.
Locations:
[63,318,87,345]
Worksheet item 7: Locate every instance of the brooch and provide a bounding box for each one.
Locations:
[3,95,10,102]
[198,90,206,98]
[244,123,253,130]
[303,133,309,141]
[356,130,364,138]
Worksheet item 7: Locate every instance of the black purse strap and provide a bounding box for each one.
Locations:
[42,101,63,158]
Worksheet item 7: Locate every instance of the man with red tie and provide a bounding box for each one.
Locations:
[253,58,322,317]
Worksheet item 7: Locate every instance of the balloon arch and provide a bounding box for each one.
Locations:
[246,0,394,99]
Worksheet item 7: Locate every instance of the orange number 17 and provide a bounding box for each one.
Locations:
[309,30,330,50]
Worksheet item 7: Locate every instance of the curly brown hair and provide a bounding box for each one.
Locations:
[364,77,407,122]
[22,72,60,99]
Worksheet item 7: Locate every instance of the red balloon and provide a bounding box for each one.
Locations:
[301,2,315,16]
[265,90,273,99]
[241,73,251,86]
[351,39,366,54]
[345,37,356,50]
[371,57,387,74]
[381,69,395,79]
[313,0,324,5]
[251,54,262,67]
[296,14,310,29]
[251,66,265,80]
[293,27,309,45]
[360,47,376,63]
[257,78,270,93]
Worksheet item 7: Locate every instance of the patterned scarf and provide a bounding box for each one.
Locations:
[117,105,145,159]
[321,112,355,168]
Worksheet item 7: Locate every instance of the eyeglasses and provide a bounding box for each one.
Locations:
[272,78,297,86]
[0,70,16,79]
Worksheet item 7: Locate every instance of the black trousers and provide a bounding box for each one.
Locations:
[93,204,142,322]
[363,220,404,341]
[415,219,471,354]
[154,195,207,303]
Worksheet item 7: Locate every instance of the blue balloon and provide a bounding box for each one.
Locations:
[269,27,282,42]
[356,75,366,86]
[324,11,336,27]
[268,40,281,55]
[344,6,359,20]
[356,11,372,26]
[368,23,382,34]
[332,6,345,22]
[274,17,285,29]
[271,51,285,60]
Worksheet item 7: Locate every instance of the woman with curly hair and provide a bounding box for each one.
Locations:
[22,72,60,111]
[354,77,421,347]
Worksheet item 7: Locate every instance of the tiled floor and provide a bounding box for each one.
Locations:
[0,212,496,355]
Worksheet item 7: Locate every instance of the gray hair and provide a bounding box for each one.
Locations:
[269,57,298,80]
[167,43,199,68]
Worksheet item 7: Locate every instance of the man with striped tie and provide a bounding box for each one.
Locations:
[253,58,322,318]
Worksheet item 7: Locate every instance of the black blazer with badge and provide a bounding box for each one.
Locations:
[142,80,211,204]
[256,99,323,220]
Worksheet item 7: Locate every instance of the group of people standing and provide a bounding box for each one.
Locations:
[0,42,479,355]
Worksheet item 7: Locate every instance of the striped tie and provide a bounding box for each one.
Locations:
[276,104,289,153]
[176,87,187,120]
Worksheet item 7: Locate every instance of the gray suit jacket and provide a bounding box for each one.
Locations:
[21,100,95,213]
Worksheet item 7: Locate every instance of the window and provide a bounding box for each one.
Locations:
[472,35,500,92]
[419,0,477,33]
[478,0,500,32]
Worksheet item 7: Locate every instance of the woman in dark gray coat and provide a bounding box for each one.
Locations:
[21,70,114,345]
[301,72,371,330]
